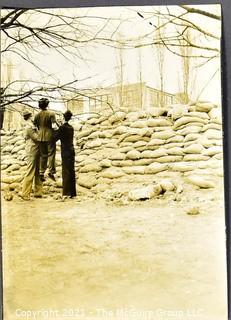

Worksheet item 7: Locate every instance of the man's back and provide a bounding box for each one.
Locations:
[34,110,56,141]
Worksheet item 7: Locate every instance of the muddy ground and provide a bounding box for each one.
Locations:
[2,182,228,320]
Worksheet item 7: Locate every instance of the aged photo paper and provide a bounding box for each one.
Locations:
[0,4,227,320]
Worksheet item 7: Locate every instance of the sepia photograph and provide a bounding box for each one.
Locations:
[0,4,228,320]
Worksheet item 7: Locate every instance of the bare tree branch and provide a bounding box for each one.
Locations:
[180,5,221,21]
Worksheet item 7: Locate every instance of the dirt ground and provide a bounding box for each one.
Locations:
[2,182,228,320]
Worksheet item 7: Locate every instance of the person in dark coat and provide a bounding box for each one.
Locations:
[54,110,76,198]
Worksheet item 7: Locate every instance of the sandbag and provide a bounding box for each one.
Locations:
[104,142,118,149]
[79,163,102,173]
[144,163,169,174]
[126,150,141,160]
[86,131,99,140]
[212,153,223,160]
[173,116,207,129]
[150,108,168,117]
[133,141,147,148]
[195,102,215,112]
[184,143,204,154]
[155,155,183,163]
[166,135,184,143]
[78,174,98,189]
[133,158,154,166]
[126,112,140,122]
[167,104,188,120]
[141,148,168,159]
[113,125,128,135]
[166,147,184,156]
[86,118,100,125]
[186,175,215,188]
[183,154,210,161]
[151,130,175,140]
[123,166,145,175]
[210,118,222,125]
[154,126,173,132]
[118,146,134,153]
[11,145,24,154]
[202,123,221,132]
[203,146,222,156]
[147,118,172,127]
[1,175,23,184]
[197,137,214,148]
[10,136,23,145]
[160,179,175,192]
[187,111,209,119]
[111,160,133,167]
[93,148,114,159]
[1,164,9,170]
[129,128,152,137]
[208,108,221,119]
[14,139,25,146]
[109,112,126,124]
[176,126,202,136]
[6,164,20,172]
[85,139,103,149]
[2,145,14,153]
[176,122,204,130]
[120,142,133,147]
[147,139,165,146]
[184,133,201,142]
[99,159,112,168]
[101,168,125,179]
[80,158,97,167]
[203,129,222,140]
[130,120,147,128]
[77,129,94,139]
[76,155,87,163]
[1,159,20,167]
[123,135,146,143]
[164,142,184,149]
[99,130,115,138]
[100,120,110,127]
[128,184,162,201]
[109,153,126,161]
[170,162,195,172]
[138,145,158,151]
[138,110,149,118]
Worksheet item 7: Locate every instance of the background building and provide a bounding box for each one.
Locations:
[66,82,177,116]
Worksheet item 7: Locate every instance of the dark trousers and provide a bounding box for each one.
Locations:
[0,108,5,130]
[39,141,56,175]
[62,156,76,197]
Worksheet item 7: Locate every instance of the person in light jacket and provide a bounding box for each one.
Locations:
[20,111,43,200]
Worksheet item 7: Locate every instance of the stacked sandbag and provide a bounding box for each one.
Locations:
[0,129,64,195]
[74,103,223,192]
[1,130,27,192]
[1,102,223,198]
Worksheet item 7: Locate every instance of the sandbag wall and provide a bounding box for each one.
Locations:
[1,102,223,196]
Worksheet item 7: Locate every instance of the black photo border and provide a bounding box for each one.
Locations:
[0,0,230,319]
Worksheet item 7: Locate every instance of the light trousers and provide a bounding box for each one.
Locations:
[22,153,43,197]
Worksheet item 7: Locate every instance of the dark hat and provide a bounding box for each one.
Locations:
[63,110,73,121]
[39,98,49,109]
